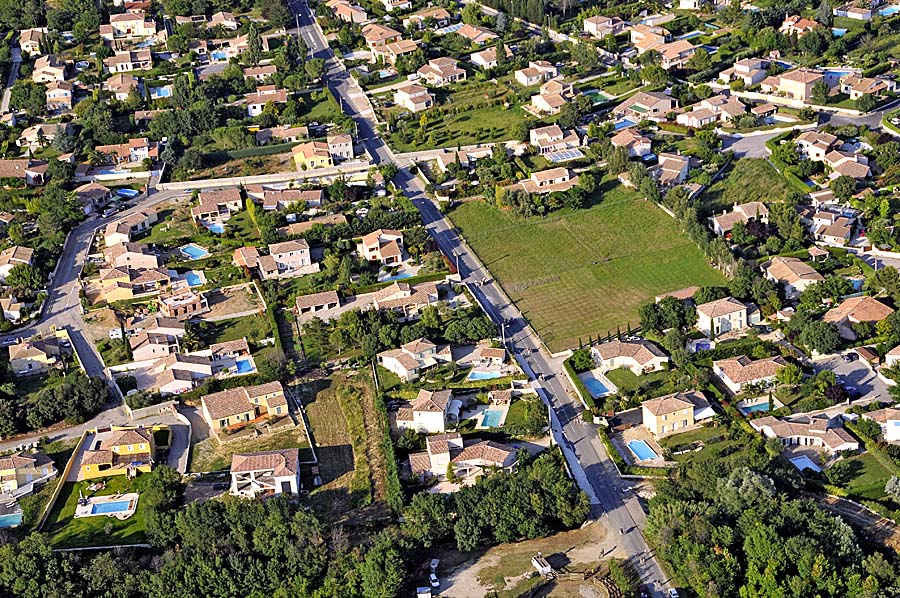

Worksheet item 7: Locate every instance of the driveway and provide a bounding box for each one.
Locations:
[812,354,890,415]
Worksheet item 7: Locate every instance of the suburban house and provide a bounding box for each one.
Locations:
[74,182,112,214]
[417,57,466,87]
[0,245,33,280]
[796,130,839,160]
[8,338,61,376]
[583,15,627,38]
[362,23,401,53]
[230,449,300,499]
[779,15,822,36]
[358,228,404,264]
[710,201,770,237]
[129,330,181,361]
[809,211,854,246]
[190,189,242,225]
[243,65,278,82]
[371,281,439,318]
[592,339,668,375]
[393,82,434,113]
[530,77,576,115]
[823,296,894,340]
[245,86,288,117]
[0,451,57,497]
[94,137,159,164]
[103,210,157,246]
[295,290,341,316]
[825,151,870,180]
[19,27,48,57]
[256,124,308,144]
[377,337,453,382]
[1,297,24,322]
[257,240,318,279]
[17,122,70,151]
[103,50,153,73]
[861,407,900,442]
[839,74,896,99]
[100,10,156,40]
[761,68,825,101]
[514,61,557,87]
[610,128,653,157]
[469,45,512,69]
[515,167,578,194]
[104,242,160,270]
[333,1,368,23]
[712,355,788,393]
[630,24,668,54]
[200,381,288,433]
[157,288,209,320]
[750,415,859,453]
[657,39,696,70]
[46,80,75,112]
[144,354,212,396]
[0,159,49,186]
[292,141,333,169]
[32,55,67,82]
[696,296,753,337]
[326,133,353,162]
[382,0,412,11]
[641,390,714,436]
[649,152,690,187]
[764,257,824,299]
[395,388,459,433]
[529,124,581,155]
[455,23,498,45]
[377,39,419,65]
[403,7,452,28]
[209,11,239,28]
[99,266,173,302]
[279,213,347,236]
[408,432,517,482]
[719,58,771,87]
[80,427,155,479]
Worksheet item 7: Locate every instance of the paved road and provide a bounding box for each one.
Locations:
[0,45,21,114]
[291,0,672,593]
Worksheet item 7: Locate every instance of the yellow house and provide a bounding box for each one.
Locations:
[0,451,58,495]
[641,390,711,436]
[9,339,60,376]
[201,381,288,433]
[292,141,333,170]
[80,427,156,479]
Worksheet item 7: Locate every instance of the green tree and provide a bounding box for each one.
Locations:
[799,320,841,354]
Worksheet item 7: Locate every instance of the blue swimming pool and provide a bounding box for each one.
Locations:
[613,118,637,131]
[832,28,848,37]
[467,370,502,381]
[91,500,132,515]
[678,30,704,40]
[235,359,253,374]
[790,455,821,473]
[382,272,413,282]
[739,401,769,415]
[212,51,227,60]
[180,244,209,260]
[117,188,140,199]
[628,440,658,461]
[879,5,900,16]
[151,87,172,98]
[206,222,225,234]
[481,409,504,427]
[0,513,22,528]
[581,376,610,398]
[185,272,203,286]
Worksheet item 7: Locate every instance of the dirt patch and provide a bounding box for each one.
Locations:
[202,285,263,320]
[82,307,121,343]
[188,426,309,473]
[440,521,620,598]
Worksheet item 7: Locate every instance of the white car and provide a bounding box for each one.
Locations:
[429,573,440,589]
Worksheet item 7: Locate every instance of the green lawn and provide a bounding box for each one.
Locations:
[658,424,726,451]
[448,180,726,352]
[200,313,273,345]
[605,368,670,394]
[841,453,894,500]
[140,207,196,246]
[44,474,152,548]
[698,158,796,217]
[16,440,77,530]
[227,210,260,242]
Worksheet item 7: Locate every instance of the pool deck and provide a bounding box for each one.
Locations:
[74,492,140,520]
[475,402,510,429]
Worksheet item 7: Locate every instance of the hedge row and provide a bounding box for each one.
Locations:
[563,357,596,410]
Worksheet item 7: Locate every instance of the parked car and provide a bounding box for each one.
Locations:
[842,353,858,362]
[429,573,440,589]
[638,584,651,598]
[212,482,229,490]
[668,589,680,598]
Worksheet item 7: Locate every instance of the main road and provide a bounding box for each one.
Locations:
[290,1,672,593]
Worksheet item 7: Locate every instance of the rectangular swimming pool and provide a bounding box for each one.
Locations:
[185,272,204,286]
[467,370,502,381]
[739,401,769,415]
[481,409,504,427]
[628,440,658,461]
[91,500,132,515]
[0,513,22,528]
[235,359,254,374]
[789,455,821,473]
[180,244,209,260]
[879,5,900,16]
[581,375,611,398]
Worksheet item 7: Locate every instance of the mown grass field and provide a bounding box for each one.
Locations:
[699,158,795,217]
[449,180,726,352]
